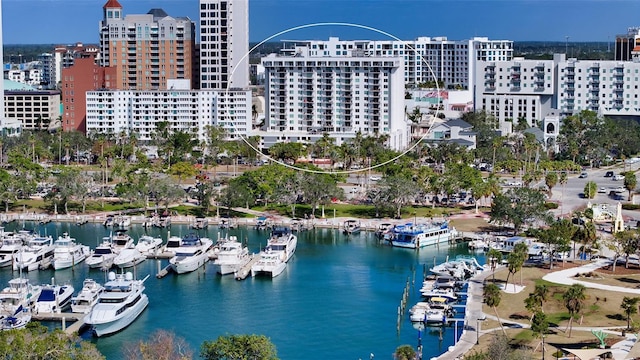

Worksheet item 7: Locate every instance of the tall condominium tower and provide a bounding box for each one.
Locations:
[99,0,196,90]
[199,0,249,89]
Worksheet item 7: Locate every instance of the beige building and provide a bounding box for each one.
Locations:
[4,84,61,130]
[99,0,197,90]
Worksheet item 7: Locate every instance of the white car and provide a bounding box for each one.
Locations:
[506,181,522,187]
[613,186,626,193]
[613,174,625,181]
[369,175,382,181]
[597,187,607,194]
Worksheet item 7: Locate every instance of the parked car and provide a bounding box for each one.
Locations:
[597,187,607,194]
[605,171,614,177]
[613,174,625,181]
[579,172,588,178]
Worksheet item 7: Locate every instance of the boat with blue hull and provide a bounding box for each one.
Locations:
[389,221,457,249]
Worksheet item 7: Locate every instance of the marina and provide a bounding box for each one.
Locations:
[0,220,481,359]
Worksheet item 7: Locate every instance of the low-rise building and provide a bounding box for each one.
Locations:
[3,80,61,130]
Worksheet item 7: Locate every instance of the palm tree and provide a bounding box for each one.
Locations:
[563,283,586,338]
[545,172,558,196]
[559,171,568,216]
[486,248,502,282]
[483,283,506,335]
[621,297,640,330]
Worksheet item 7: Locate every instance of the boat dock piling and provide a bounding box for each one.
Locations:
[156,264,173,279]
[32,312,87,335]
[234,254,259,281]
[397,276,411,333]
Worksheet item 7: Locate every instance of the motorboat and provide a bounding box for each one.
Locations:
[0,232,25,267]
[0,306,31,330]
[388,221,457,249]
[153,215,171,228]
[290,218,308,232]
[34,283,75,313]
[114,215,131,229]
[85,271,149,337]
[430,256,484,280]
[135,235,163,255]
[420,287,458,302]
[113,248,146,269]
[71,279,105,314]
[251,227,297,278]
[52,233,91,270]
[213,235,251,275]
[162,235,184,255]
[467,238,488,251]
[255,216,271,230]
[112,230,135,252]
[85,237,117,269]
[169,233,213,274]
[343,219,361,235]
[0,278,41,315]
[13,235,55,272]
[219,217,236,229]
[191,217,209,230]
[103,215,114,227]
[374,223,394,239]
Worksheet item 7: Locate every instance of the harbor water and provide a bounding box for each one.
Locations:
[0,221,484,359]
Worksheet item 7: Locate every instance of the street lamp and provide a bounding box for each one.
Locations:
[542,334,546,360]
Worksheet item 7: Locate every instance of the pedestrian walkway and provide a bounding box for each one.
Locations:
[542,259,640,295]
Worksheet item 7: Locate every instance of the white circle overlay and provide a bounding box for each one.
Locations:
[227,22,441,175]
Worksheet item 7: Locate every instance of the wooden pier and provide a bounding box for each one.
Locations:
[156,264,173,279]
[32,312,88,335]
[234,255,259,281]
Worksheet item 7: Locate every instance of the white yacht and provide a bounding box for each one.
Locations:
[86,272,149,337]
[85,237,117,269]
[0,278,41,315]
[389,221,457,249]
[251,227,297,278]
[0,306,31,330]
[113,248,146,269]
[13,235,55,272]
[0,232,25,267]
[169,233,213,274]
[112,230,135,252]
[52,233,91,270]
[213,236,251,275]
[343,219,362,235]
[34,284,75,313]
[135,235,163,255]
[162,235,184,255]
[114,215,131,229]
[71,279,104,314]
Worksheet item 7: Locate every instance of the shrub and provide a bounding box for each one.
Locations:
[544,202,559,209]
[622,204,640,210]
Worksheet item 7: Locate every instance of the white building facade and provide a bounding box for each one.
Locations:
[261,50,409,150]
[280,37,512,91]
[85,88,251,143]
[199,0,249,90]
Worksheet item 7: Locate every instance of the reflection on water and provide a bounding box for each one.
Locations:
[0,221,484,359]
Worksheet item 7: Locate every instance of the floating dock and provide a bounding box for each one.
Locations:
[32,312,88,335]
[234,255,259,281]
[156,264,173,279]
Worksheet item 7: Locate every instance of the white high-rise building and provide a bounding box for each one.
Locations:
[279,37,512,91]
[199,0,249,90]
[261,46,409,150]
[85,86,251,143]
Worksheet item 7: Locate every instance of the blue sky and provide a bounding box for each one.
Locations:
[3,0,640,44]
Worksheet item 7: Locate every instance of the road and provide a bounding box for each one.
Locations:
[547,161,640,223]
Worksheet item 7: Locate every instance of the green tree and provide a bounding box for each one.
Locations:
[123,329,193,360]
[620,296,640,330]
[394,344,416,360]
[490,187,550,234]
[170,161,197,185]
[486,248,502,282]
[200,334,278,360]
[563,283,586,338]
[544,172,558,196]
[624,171,637,201]
[268,142,305,163]
[530,310,549,341]
[0,323,104,359]
[506,242,528,290]
[525,284,549,315]
[583,181,597,199]
[374,174,421,219]
[483,283,506,335]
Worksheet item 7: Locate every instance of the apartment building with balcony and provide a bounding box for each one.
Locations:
[199,0,249,90]
[4,82,61,131]
[261,48,408,150]
[475,56,557,134]
[85,79,250,143]
[279,36,512,91]
[99,0,196,90]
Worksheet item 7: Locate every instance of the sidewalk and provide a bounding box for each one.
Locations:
[542,259,640,295]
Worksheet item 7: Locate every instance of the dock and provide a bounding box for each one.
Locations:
[156,264,173,279]
[234,255,259,281]
[32,312,88,335]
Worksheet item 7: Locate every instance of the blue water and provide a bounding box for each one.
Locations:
[0,221,483,360]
